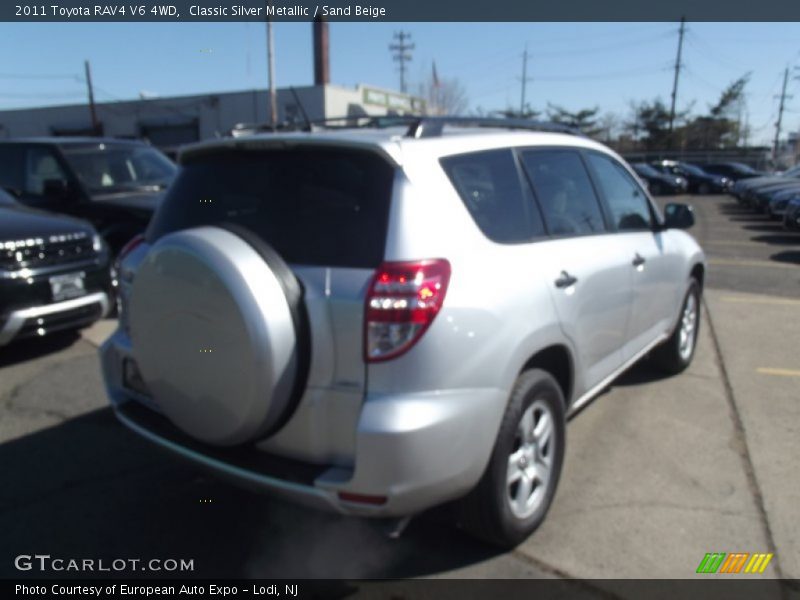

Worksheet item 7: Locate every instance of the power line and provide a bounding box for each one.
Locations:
[389,31,414,93]
[0,73,81,81]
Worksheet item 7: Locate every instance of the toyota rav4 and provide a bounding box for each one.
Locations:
[100,117,705,547]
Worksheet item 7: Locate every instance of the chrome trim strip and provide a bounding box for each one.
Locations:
[567,332,669,419]
[0,291,109,345]
[0,258,103,280]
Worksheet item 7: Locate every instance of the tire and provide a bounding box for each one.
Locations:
[458,369,566,548]
[651,279,701,375]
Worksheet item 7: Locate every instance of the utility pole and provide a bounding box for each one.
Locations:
[389,31,414,93]
[266,16,277,128]
[83,60,99,135]
[772,66,792,164]
[519,45,530,116]
[668,17,686,140]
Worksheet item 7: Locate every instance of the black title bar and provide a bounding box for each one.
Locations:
[3,0,800,22]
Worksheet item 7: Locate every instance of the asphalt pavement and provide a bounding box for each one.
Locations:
[0,193,797,591]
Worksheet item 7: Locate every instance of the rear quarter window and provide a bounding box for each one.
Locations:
[147,147,395,269]
[440,149,545,243]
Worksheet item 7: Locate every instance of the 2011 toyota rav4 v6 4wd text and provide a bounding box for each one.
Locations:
[101,118,705,547]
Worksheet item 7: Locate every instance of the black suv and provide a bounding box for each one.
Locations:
[0,138,176,252]
[0,188,113,347]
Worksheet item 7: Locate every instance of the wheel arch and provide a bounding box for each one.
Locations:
[690,262,705,290]
[519,344,574,408]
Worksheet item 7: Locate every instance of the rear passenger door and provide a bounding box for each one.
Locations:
[519,148,633,393]
[584,151,679,360]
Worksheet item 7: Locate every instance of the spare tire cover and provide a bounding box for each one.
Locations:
[129,226,301,446]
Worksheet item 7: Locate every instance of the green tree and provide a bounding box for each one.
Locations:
[494,104,541,119]
[681,74,750,149]
[546,104,601,136]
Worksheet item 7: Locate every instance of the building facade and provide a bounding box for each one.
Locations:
[0,84,425,150]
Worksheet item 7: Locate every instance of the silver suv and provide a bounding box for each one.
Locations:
[100,118,705,547]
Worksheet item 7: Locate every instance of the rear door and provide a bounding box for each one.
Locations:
[145,146,396,463]
[518,148,633,392]
[147,146,395,393]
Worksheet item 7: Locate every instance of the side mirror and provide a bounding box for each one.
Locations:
[43,178,72,199]
[663,202,695,230]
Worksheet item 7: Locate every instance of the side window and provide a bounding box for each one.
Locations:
[25,147,68,196]
[440,149,545,243]
[519,149,606,236]
[586,153,653,231]
[0,146,25,192]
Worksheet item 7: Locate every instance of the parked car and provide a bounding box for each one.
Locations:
[701,162,764,182]
[752,182,800,215]
[0,187,113,347]
[630,162,688,195]
[0,138,177,253]
[766,188,800,220]
[732,165,800,208]
[783,198,800,231]
[651,160,730,194]
[100,117,705,548]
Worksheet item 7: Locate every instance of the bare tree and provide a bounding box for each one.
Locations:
[418,76,469,115]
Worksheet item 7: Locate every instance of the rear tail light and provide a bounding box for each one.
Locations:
[364,259,451,362]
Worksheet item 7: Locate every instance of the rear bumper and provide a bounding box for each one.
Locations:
[101,329,505,517]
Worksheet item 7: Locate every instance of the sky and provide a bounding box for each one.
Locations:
[1,21,799,145]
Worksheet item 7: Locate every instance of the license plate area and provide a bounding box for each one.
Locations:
[49,271,86,302]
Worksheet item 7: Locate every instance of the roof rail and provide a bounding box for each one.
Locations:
[228,115,582,138]
[228,115,418,137]
[404,117,582,139]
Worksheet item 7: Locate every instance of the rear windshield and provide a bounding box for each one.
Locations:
[147,147,395,268]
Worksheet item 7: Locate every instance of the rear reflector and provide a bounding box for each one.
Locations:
[337,492,388,506]
[364,259,451,362]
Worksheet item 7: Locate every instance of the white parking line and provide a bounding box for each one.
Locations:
[721,295,800,306]
[757,367,800,378]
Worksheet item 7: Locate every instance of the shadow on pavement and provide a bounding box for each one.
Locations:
[0,331,81,368]
[0,408,501,579]
[743,223,787,233]
[751,234,800,246]
[770,250,800,265]
[725,215,771,223]
[612,358,673,387]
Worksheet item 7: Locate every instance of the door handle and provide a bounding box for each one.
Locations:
[555,271,578,289]
[632,253,646,267]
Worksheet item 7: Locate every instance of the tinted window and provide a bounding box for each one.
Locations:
[61,144,175,193]
[0,146,25,192]
[148,148,394,269]
[26,147,68,195]
[441,149,544,243]
[520,150,606,236]
[587,153,653,231]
